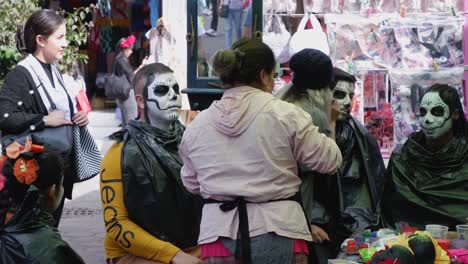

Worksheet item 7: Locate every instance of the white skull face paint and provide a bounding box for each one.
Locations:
[146,72,182,124]
[419,92,453,139]
[332,81,355,121]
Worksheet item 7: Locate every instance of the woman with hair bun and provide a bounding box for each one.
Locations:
[179,38,342,263]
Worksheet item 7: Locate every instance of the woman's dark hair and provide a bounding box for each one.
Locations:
[211,37,275,88]
[424,84,468,138]
[16,9,65,54]
[3,152,64,204]
[115,38,126,54]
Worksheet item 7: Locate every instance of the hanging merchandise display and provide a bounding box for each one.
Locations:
[380,14,464,69]
[341,0,371,14]
[373,0,397,13]
[389,67,465,145]
[425,0,464,13]
[263,0,297,14]
[350,75,365,124]
[289,13,330,56]
[263,13,291,64]
[302,0,340,14]
[359,72,394,157]
[326,14,396,71]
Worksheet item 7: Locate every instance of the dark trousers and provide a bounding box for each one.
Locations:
[210,0,218,31]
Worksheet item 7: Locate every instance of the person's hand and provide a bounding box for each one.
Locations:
[311,225,330,244]
[217,6,222,16]
[171,251,203,264]
[44,111,72,127]
[72,111,89,127]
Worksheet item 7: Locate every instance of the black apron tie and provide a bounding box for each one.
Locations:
[204,193,302,264]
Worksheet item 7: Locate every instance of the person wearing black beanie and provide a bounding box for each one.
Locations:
[289,49,334,91]
[276,50,342,264]
[276,48,336,138]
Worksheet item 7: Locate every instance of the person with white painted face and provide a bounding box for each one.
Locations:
[309,68,386,263]
[100,63,203,264]
[383,84,468,229]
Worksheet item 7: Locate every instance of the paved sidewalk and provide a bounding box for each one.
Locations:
[59,110,119,264]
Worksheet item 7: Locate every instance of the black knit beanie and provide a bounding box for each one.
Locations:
[290,48,334,91]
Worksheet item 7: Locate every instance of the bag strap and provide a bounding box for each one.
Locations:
[308,14,322,32]
[27,62,75,118]
[53,66,75,117]
[297,13,311,32]
[27,65,58,110]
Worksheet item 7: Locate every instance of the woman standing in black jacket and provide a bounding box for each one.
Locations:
[114,35,138,125]
[0,9,90,227]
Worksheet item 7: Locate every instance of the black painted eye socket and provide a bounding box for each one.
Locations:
[173,84,180,94]
[333,90,347,100]
[154,85,169,96]
[420,107,427,117]
[431,106,445,117]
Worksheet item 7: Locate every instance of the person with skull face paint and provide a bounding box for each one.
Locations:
[306,68,386,263]
[179,38,342,264]
[383,84,468,229]
[100,63,203,264]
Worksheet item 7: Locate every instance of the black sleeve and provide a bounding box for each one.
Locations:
[0,67,45,135]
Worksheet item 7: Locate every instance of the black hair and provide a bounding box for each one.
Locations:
[16,9,65,54]
[115,38,126,54]
[331,68,357,88]
[211,37,276,88]
[3,152,64,205]
[133,63,174,96]
[424,84,468,138]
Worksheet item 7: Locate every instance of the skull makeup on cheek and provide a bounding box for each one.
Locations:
[333,81,355,120]
[144,72,182,125]
[419,92,453,139]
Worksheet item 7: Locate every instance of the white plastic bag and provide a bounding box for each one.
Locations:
[289,13,329,57]
[263,14,291,64]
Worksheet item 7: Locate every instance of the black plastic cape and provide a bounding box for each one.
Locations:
[113,120,203,250]
[304,117,385,263]
[303,117,385,229]
[383,133,468,229]
[0,187,84,264]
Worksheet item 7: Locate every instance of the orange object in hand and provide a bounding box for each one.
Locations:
[30,144,45,153]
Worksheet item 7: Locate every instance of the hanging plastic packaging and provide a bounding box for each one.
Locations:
[396,0,424,14]
[341,0,369,13]
[326,14,396,71]
[373,0,398,13]
[389,67,465,145]
[263,13,291,64]
[425,0,464,13]
[263,0,297,14]
[303,0,341,14]
[289,13,330,56]
[380,14,464,70]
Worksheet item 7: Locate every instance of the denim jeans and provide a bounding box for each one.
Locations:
[224,8,242,48]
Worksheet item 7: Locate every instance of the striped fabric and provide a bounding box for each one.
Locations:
[73,125,102,182]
